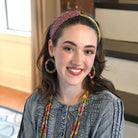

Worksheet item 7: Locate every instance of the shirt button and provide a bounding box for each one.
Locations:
[58,132,64,137]
[61,105,65,108]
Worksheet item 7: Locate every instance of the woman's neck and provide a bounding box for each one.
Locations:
[56,83,84,105]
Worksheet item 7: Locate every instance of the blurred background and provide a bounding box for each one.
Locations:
[0,0,138,138]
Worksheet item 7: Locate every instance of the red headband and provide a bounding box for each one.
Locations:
[49,11,101,42]
[50,11,81,39]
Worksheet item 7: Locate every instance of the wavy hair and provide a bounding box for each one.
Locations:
[37,14,116,101]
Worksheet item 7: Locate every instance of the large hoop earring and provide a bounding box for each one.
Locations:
[45,58,56,73]
[88,65,96,79]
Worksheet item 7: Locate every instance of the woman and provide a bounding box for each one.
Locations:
[18,11,124,138]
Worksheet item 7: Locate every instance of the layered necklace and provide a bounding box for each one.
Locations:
[40,91,89,138]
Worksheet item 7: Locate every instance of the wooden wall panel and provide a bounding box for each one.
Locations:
[61,0,94,16]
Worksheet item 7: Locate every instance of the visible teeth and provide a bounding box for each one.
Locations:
[68,68,81,73]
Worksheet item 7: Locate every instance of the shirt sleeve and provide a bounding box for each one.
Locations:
[93,99,124,138]
[17,95,35,138]
[112,99,124,138]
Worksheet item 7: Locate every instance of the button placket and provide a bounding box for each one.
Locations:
[57,105,69,138]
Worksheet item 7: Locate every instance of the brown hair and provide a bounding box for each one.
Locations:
[37,13,116,101]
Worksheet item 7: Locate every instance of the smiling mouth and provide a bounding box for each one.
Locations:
[67,67,83,75]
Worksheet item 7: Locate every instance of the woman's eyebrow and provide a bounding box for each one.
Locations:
[63,41,77,46]
[84,45,96,49]
[63,41,96,49]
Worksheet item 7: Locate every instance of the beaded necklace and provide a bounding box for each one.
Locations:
[40,91,89,138]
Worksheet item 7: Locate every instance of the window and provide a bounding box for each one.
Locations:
[0,0,31,33]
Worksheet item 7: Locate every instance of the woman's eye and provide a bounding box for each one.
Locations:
[64,47,73,51]
[85,50,94,55]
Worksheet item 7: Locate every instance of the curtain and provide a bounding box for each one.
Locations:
[31,0,60,92]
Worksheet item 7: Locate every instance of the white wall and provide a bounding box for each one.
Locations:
[95,8,138,95]
[0,34,31,93]
[119,0,138,4]
[95,8,138,42]
[124,121,138,138]
[103,57,138,95]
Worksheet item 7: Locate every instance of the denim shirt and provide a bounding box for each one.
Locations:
[18,90,124,138]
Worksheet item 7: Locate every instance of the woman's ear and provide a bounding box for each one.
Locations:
[48,39,54,57]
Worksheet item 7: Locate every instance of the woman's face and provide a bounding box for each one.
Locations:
[49,24,97,87]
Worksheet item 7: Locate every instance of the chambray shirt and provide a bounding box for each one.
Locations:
[18,90,124,138]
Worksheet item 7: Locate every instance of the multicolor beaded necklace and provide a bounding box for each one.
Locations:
[40,91,89,138]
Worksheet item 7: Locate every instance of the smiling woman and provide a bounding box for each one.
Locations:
[48,24,97,88]
[18,10,124,138]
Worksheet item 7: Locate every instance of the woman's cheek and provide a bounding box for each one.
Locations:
[60,51,68,58]
[88,56,95,64]
[56,51,71,64]
[86,57,95,69]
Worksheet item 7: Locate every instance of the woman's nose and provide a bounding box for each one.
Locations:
[72,51,83,65]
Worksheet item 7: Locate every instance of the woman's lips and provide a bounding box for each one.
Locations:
[67,67,83,76]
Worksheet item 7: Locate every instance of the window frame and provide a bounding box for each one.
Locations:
[0,0,31,36]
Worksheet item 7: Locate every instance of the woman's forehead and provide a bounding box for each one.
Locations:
[57,24,97,47]
[62,24,97,38]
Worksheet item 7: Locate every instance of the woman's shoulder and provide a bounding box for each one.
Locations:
[27,90,41,100]
[89,90,122,103]
[25,90,46,108]
[87,90,124,112]
[87,91,124,137]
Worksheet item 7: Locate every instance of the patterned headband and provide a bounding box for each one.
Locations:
[49,11,101,42]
